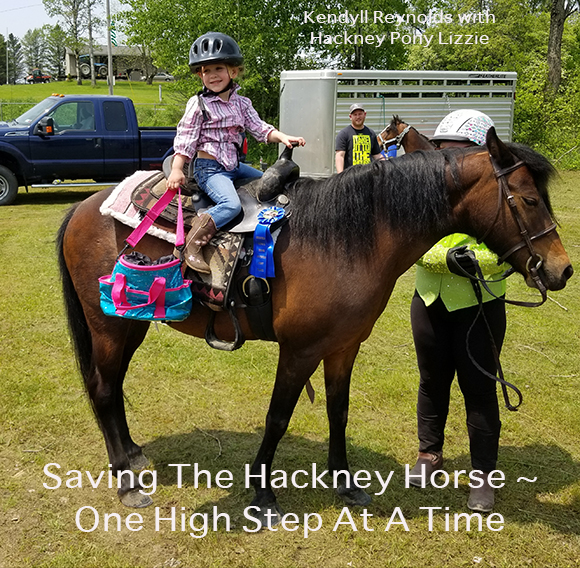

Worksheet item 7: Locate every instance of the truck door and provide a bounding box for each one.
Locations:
[29,101,104,180]
[100,100,139,179]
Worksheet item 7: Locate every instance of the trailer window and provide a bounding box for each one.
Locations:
[103,101,128,131]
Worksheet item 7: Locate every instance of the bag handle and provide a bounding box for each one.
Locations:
[111,272,167,319]
[125,186,185,248]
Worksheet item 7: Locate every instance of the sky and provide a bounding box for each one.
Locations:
[0,0,127,41]
[0,2,58,39]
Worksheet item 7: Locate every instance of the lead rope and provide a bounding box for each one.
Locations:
[465,264,523,411]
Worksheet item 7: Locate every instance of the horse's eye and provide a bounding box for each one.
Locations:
[522,196,538,206]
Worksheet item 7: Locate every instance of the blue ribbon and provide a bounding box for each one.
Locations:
[249,207,285,279]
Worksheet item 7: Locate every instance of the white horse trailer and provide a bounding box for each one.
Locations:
[279,69,517,177]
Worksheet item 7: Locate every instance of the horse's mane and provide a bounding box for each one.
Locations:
[287,143,556,258]
[287,150,456,257]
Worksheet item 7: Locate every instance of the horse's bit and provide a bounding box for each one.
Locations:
[378,124,411,151]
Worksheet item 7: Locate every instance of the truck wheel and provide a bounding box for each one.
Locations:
[0,166,19,206]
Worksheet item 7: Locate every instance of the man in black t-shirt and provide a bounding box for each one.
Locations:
[335,103,383,173]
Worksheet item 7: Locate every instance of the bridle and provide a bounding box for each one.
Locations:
[437,151,559,412]
[378,124,411,150]
[449,154,558,411]
[466,154,558,308]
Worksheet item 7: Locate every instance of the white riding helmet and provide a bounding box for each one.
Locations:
[432,109,495,146]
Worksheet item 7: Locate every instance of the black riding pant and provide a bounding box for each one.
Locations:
[410,292,506,472]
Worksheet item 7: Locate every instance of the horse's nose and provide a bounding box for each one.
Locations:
[564,264,574,281]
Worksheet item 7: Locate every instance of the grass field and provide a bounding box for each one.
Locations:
[0,171,579,567]
[0,80,183,105]
[0,80,186,127]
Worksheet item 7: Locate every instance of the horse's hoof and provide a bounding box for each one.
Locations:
[250,502,285,529]
[337,486,372,507]
[129,453,150,471]
[120,489,153,508]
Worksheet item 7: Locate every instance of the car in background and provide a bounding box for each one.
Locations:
[151,72,174,82]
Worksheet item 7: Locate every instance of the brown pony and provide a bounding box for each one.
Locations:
[377,115,435,153]
[56,128,572,523]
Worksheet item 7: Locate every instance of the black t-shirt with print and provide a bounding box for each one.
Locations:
[335,125,381,170]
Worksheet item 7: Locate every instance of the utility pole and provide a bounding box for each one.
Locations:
[5,28,8,85]
[106,0,114,95]
[88,1,96,87]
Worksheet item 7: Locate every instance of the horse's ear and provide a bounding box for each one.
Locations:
[486,127,515,169]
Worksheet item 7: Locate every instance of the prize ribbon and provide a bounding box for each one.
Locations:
[249,207,285,279]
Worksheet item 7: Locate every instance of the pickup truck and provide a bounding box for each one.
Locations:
[0,94,176,205]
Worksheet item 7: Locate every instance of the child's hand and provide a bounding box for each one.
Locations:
[166,169,186,190]
[281,134,306,148]
[166,153,188,190]
[270,130,306,148]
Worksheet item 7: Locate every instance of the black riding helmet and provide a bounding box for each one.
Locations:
[189,32,244,72]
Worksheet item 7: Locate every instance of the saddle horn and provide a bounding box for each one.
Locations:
[250,143,300,203]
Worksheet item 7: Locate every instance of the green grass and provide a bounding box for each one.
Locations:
[0,81,186,126]
[0,175,579,568]
[0,80,178,104]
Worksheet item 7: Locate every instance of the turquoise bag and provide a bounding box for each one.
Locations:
[99,186,192,322]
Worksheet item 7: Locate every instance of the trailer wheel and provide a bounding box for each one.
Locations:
[0,165,19,206]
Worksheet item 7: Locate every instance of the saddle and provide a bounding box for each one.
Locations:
[130,147,299,351]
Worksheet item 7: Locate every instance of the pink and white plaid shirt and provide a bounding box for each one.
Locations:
[173,84,275,171]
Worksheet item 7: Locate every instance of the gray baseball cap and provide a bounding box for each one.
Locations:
[349,103,365,113]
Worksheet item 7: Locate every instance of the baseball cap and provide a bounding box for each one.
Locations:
[349,103,365,113]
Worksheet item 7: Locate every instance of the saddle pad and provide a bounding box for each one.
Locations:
[100,170,176,244]
[131,173,199,229]
[187,232,245,310]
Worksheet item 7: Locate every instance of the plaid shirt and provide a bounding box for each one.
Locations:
[173,84,275,171]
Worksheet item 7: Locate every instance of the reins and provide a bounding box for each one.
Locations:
[448,152,561,410]
[467,266,523,411]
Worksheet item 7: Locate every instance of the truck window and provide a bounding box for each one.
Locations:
[103,101,128,132]
[77,102,95,130]
[49,101,95,132]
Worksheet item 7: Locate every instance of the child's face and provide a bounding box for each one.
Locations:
[198,63,238,93]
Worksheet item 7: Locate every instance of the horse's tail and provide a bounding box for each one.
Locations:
[56,206,93,382]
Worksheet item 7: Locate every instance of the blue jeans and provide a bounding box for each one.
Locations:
[193,158,263,228]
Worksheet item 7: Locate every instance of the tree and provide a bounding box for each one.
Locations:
[0,35,5,85]
[6,34,24,84]
[44,24,68,78]
[547,0,579,91]
[305,0,408,70]
[43,0,91,84]
[22,29,49,73]
[119,0,334,122]
[406,0,551,74]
